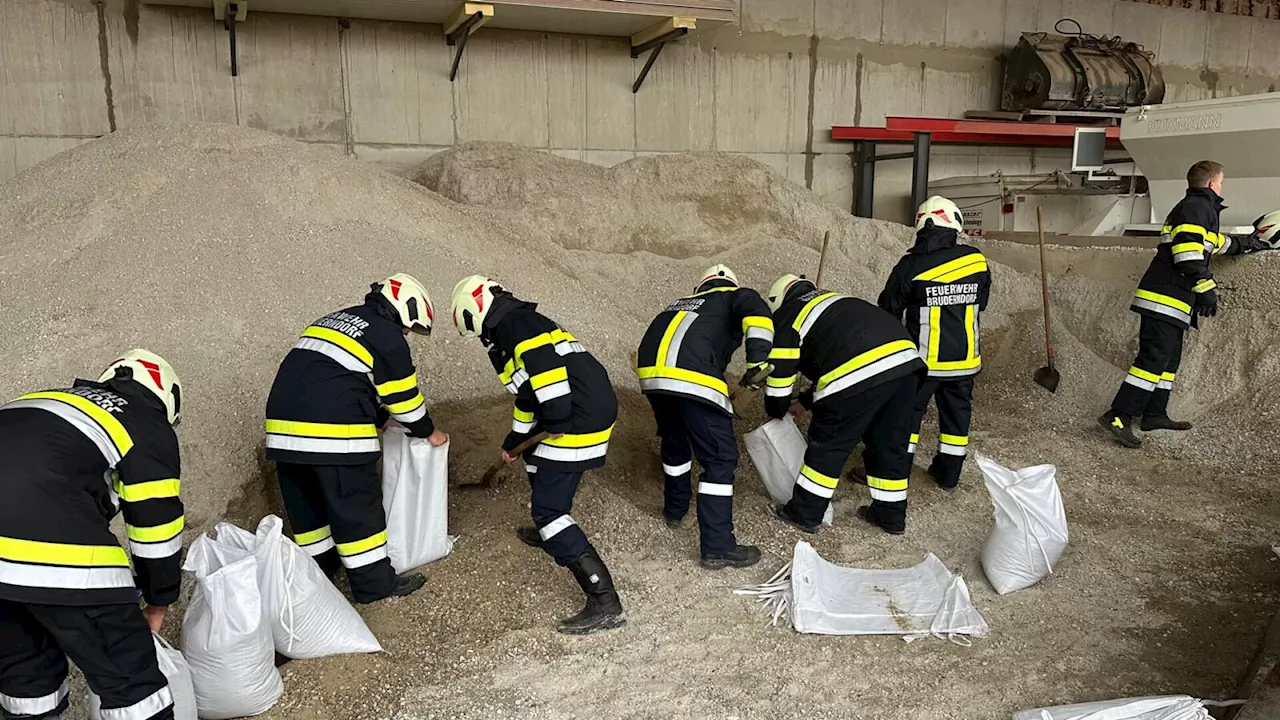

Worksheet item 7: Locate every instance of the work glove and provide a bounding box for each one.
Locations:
[738,362,773,390]
[797,386,815,411]
[1194,289,1218,318]
[1243,234,1274,253]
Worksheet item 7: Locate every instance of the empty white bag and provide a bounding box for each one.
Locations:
[216,517,382,659]
[1013,695,1214,720]
[744,417,833,526]
[381,428,454,573]
[89,635,198,720]
[977,454,1069,595]
[181,531,282,720]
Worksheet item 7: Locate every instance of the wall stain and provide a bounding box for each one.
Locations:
[94,1,117,133]
[803,34,819,190]
[124,0,140,45]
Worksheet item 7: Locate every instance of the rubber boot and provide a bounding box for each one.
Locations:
[1141,415,1193,432]
[1098,412,1141,448]
[773,503,820,535]
[558,549,625,635]
[700,544,762,570]
[516,525,544,549]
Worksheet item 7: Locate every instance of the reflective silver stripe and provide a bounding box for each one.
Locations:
[555,341,585,356]
[300,537,335,556]
[746,326,774,343]
[534,380,571,403]
[295,337,372,373]
[129,536,182,560]
[663,461,692,476]
[1123,374,1156,391]
[265,435,381,454]
[1157,379,1174,390]
[1173,250,1204,264]
[869,487,908,502]
[638,377,733,414]
[698,482,733,497]
[939,443,967,457]
[1,398,122,466]
[105,470,120,512]
[813,348,921,402]
[100,686,173,720]
[0,559,133,591]
[798,294,844,342]
[928,367,980,378]
[539,514,577,540]
[917,306,931,364]
[1,678,69,715]
[340,544,388,569]
[532,442,609,463]
[665,312,699,367]
[1131,298,1192,325]
[765,383,794,397]
[512,419,536,433]
[796,475,835,499]
[392,404,428,424]
[525,464,538,474]
[907,442,917,454]
[504,382,519,395]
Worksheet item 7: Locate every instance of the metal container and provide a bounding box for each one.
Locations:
[1002,32,1164,112]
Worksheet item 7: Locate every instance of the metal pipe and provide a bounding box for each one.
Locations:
[856,141,876,218]
[227,3,238,77]
[910,132,932,219]
[632,43,665,94]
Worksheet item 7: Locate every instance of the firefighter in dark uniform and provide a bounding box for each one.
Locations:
[450,275,623,635]
[879,196,992,490]
[0,350,184,720]
[265,274,446,604]
[765,276,926,535]
[1099,161,1271,448]
[635,265,773,570]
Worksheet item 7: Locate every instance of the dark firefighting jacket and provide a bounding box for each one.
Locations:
[635,279,774,415]
[483,295,617,473]
[765,284,926,419]
[0,379,184,606]
[1132,187,1244,329]
[265,293,435,465]
[878,226,992,379]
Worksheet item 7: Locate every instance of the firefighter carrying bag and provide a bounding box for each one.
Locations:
[744,417,834,526]
[977,454,1069,595]
[381,428,455,573]
[89,634,198,720]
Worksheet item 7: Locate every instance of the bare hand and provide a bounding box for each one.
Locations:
[788,400,805,419]
[427,429,449,447]
[142,604,167,634]
[500,450,515,464]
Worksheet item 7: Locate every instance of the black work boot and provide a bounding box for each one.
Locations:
[662,512,684,531]
[700,544,762,570]
[772,503,820,535]
[857,505,905,535]
[927,461,958,493]
[1098,412,1141,449]
[1141,415,1193,432]
[359,571,425,603]
[516,525,544,549]
[558,549,625,635]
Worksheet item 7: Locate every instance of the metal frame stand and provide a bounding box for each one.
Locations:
[447,11,486,82]
[631,28,688,93]
[223,3,240,77]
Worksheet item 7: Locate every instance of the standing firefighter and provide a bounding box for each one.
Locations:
[0,350,184,720]
[265,274,445,604]
[1099,161,1271,448]
[450,276,623,635]
[879,196,992,490]
[765,276,926,535]
[636,265,772,570]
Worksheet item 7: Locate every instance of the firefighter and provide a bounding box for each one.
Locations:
[0,350,184,720]
[1099,162,1271,448]
[265,274,445,604]
[878,196,992,490]
[450,275,623,635]
[635,265,773,569]
[765,275,926,535]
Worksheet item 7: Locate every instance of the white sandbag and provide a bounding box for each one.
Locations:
[181,531,282,719]
[89,635,198,720]
[381,428,454,572]
[216,517,382,659]
[1013,695,1213,720]
[977,454,1069,595]
[744,417,833,526]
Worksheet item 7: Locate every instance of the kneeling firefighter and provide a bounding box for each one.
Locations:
[0,350,185,720]
[451,276,624,635]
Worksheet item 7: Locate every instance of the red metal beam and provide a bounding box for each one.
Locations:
[830,116,1124,149]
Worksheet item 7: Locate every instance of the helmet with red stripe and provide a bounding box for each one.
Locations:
[1252,210,1280,249]
[450,275,505,338]
[373,273,434,335]
[914,196,964,233]
[695,264,739,292]
[99,349,183,426]
[766,273,815,314]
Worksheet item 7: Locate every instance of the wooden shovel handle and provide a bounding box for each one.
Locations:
[479,431,551,485]
[1036,206,1055,364]
[815,230,831,287]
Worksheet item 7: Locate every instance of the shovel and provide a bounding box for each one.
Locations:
[459,431,550,489]
[1033,205,1060,393]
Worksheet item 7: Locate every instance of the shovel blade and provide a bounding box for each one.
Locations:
[1033,365,1060,393]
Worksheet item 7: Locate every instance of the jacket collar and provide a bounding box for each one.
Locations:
[909,226,960,254]
[1186,186,1226,211]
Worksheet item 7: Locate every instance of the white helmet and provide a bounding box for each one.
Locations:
[1253,210,1280,249]
[766,274,814,314]
[99,349,183,426]
[915,196,964,233]
[373,273,433,335]
[451,275,505,338]
[695,264,738,292]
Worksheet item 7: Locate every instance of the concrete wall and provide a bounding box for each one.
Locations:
[3,0,1280,226]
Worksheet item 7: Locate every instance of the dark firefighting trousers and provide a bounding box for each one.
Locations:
[276,461,396,604]
[908,376,975,489]
[786,373,919,530]
[647,394,739,556]
[525,463,593,566]
[1109,315,1184,420]
[0,601,172,720]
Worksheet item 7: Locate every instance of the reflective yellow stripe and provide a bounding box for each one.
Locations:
[914,254,986,282]
[964,304,977,361]
[688,286,736,298]
[1193,279,1217,293]
[767,375,796,388]
[265,419,378,438]
[126,517,184,543]
[927,306,942,366]
[1161,371,1176,381]
[792,293,838,332]
[336,531,387,557]
[816,339,918,391]
[18,392,134,456]
[1171,242,1205,256]
[655,312,687,368]
[929,357,982,371]
[384,392,425,415]
[939,434,968,446]
[513,407,535,423]
[1168,223,1208,239]
[529,366,569,390]
[114,478,181,503]
[1134,289,1192,314]
[933,259,990,284]
[1128,366,1161,383]
[769,347,800,360]
[301,326,374,367]
[375,374,418,397]
[1209,233,1227,253]
[868,476,908,491]
[294,526,332,545]
[636,366,729,394]
[909,433,920,443]
[499,358,517,384]
[742,316,774,333]
[514,333,555,368]
[544,426,614,448]
[800,464,839,489]
[0,537,130,567]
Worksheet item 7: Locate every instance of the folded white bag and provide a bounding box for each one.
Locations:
[216,517,382,659]
[978,454,1069,595]
[1013,695,1213,720]
[381,429,454,573]
[744,417,833,526]
[89,635,198,720]
[181,532,282,720]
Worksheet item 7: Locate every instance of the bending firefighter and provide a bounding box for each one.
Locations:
[451,276,623,635]
[265,274,446,604]
[766,275,926,535]
[0,351,184,720]
[879,196,992,490]
[636,265,773,570]
[1099,161,1271,448]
